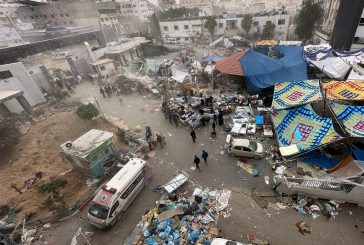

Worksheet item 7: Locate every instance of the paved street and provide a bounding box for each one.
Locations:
[34,84,364,245]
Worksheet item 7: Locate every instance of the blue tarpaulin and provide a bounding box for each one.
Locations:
[240,46,308,91]
[353,147,364,161]
[299,151,341,169]
[255,116,263,125]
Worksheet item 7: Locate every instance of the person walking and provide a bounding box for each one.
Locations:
[194,155,201,172]
[212,121,216,132]
[99,87,106,98]
[202,150,209,165]
[118,94,123,107]
[190,129,196,143]
[213,113,217,124]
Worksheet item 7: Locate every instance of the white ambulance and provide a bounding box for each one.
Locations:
[87,158,151,228]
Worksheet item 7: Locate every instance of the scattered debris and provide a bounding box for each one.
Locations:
[247,234,270,245]
[295,221,311,235]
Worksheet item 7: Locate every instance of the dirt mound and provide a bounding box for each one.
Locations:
[0,110,125,221]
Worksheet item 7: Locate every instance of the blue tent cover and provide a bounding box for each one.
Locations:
[240,46,308,91]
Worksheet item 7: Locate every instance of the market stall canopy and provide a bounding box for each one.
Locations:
[347,68,364,80]
[304,44,332,53]
[272,80,322,110]
[201,55,223,63]
[322,80,364,101]
[304,49,334,61]
[334,48,364,65]
[328,101,364,137]
[329,159,364,179]
[215,50,248,76]
[171,70,188,83]
[255,40,278,46]
[240,46,308,91]
[272,104,342,156]
[309,57,351,79]
[279,41,302,46]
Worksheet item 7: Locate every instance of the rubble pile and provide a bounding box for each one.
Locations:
[133,188,232,245]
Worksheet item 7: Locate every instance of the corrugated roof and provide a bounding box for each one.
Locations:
[215,50,248,76]
[60,129,113,158]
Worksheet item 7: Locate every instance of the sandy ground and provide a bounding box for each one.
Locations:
[30,83,364,245]
[0,109,125,221]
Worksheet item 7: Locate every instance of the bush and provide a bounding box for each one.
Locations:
[76,103,99,120]
[54,91,70,101]
[38,178,67,193]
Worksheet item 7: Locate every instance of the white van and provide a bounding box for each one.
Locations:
[87,158,151,228]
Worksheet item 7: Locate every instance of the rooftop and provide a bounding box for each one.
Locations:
[0,90,23,103]
[90,59,114,66]
[60,129,113,158]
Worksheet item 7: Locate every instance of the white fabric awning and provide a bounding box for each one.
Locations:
[347,68,364,80]
[171,70,188,83]
[309,57,351,79]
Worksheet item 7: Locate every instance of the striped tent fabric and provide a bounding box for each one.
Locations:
[255,40,278,46]
[272,80,322,110]
[215,50,248,76]
[328,101,364,137]
[323,80,364,101]
[272,104,342,155]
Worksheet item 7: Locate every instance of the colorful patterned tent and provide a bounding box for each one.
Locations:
[272,80,322,110]
[328,101,364,137]
[272,104,342,156]
[323,80,364,101]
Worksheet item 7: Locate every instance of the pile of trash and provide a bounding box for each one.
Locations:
[130,187,232,244]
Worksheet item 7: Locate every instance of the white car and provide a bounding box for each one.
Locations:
[211,238,249,245]
[227,137,264,159]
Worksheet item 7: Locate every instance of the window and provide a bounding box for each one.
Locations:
[266,20,272,25]
[278,19,285,25]
[219,23,223,28]
[185,37,189,41]
[109,201,119,218]
[69,21,73,24]
[54,22,58,25]
[51,14,55,18]
[43,15,47,18]
[234,146,242,150]
[63,21,67,25]
[31,8,34,11]
[163,26,168,31]
[243,147,253,152]
[122,171,145,199]
[60,14,64,17]
[353,37,364,44]
[101,18,104,22]
[99,65,106,71]
[176,37,180,40]
[174,25,179,31]
[65,13,69,17]
[0,70,13,79]
[360,18,364,25]
[184,25,189,30]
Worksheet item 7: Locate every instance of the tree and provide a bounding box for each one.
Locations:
[241,14,253,35]
[159,7,200,20]
[204,16,217,41]
[294,0,323,41]
[76,103,99,120]
[261,22,275,39]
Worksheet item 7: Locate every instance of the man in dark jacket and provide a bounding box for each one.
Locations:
[194,155,201,172]
[202,150,209,164]
[190,129,196,143]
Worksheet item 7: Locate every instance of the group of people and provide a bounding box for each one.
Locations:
[193,150,209,172]
[99,84,118,98]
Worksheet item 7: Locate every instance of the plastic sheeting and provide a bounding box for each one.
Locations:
[304,49,334,61]
[145,58,163,72]
[171,70,188,83]
[201,55,223,63]
[304,44,331,53]
[272,104,342,156]
[329,160,364,178]
[272,80,322,110]
[347,69,364,80]
[353,146,364,161]
[299,151,341,169]
[240,46,308,91]
[309,57,351,79]
[279,41,302,46]
[323,80,364,101]
[334,49,364,65]
[328,101,364,137]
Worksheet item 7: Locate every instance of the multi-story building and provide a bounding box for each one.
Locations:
[0,26,24,47]
[179,0,213,15]
[159,12,290,44]
[313,0,364,51]
[116,0,155,22]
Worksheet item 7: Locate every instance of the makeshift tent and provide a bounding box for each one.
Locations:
[192,60,202,70]
[171,70,188,83]
[333,49,364,65]
[272,104,342,156]
[204,64,214,74]
[299,151,342,169]
[240,46,308,91]
[215,50,248,76]
[328,101,364,137]
[255,40,278,46]
[272,80,322,110]
[201,55,223,63]
[304,44,331,53]
[279,41,302,46]
[347,68,364,80]
[328,155,355,174]
[304,49,334,61]
[145,58,163,72]
[309,57,351,79]
[323,80,364,101]
[329,160,364,178]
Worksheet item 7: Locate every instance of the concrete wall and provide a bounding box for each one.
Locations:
[27,65,53,94]
[0,62,45,113]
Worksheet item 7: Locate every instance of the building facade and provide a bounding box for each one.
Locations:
[179,0,213,15]
[157,0,176,10]
[159,13,290,44]
[116,0,154,22]
[314,0,341,44]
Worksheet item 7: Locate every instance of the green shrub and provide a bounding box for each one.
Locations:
[54,91,70,101]
[76,103,99,120]
[38,178,67,193]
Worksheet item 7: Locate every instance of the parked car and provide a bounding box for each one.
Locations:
[211,238,249,245]
[227,136,264,159]
[46,26,71,37]
[223,115,234,131]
